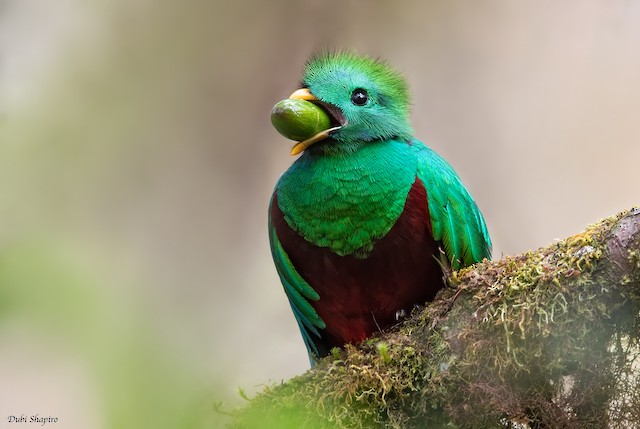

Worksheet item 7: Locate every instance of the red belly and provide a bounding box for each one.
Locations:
[272,178,443,350]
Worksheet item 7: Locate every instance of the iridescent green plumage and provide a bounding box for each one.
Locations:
[277,138,416,257]
[269,52,491,360]
[302,52,413,144]
[413,142,491,269]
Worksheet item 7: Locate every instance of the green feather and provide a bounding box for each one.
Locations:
[276,136,491,268]
[268,203,326,356]
[277,139,417,257]
[414,141,492,268]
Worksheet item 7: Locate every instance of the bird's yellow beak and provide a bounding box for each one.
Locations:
[289,88,317,102]
[288,88,341,155]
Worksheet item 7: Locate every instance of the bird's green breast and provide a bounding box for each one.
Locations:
[276,139,417,257]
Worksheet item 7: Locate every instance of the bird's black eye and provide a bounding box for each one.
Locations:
[351,88,368,106]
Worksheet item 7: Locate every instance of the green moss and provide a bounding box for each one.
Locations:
[232,209,640,428]
[376,342,391,364]
[629,249,640,270]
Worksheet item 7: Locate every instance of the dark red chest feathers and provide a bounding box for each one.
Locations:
[271,177,443,354]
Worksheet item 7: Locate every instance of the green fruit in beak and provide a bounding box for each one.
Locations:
[271,99,331,143]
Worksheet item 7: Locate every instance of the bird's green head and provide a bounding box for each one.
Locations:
[288,51,414,155]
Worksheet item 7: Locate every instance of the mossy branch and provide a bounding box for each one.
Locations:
[231,208,640,429]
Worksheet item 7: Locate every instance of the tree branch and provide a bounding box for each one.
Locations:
[231,208,640,429]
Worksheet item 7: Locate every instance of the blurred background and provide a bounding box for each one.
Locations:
[1,0,639,428]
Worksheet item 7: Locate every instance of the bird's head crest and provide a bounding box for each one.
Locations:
[292,51,413,153]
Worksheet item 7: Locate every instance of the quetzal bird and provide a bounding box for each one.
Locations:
[269,52,491,361]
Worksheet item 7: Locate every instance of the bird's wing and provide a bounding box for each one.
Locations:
[268,202,326,357]
[413,140,492,269]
